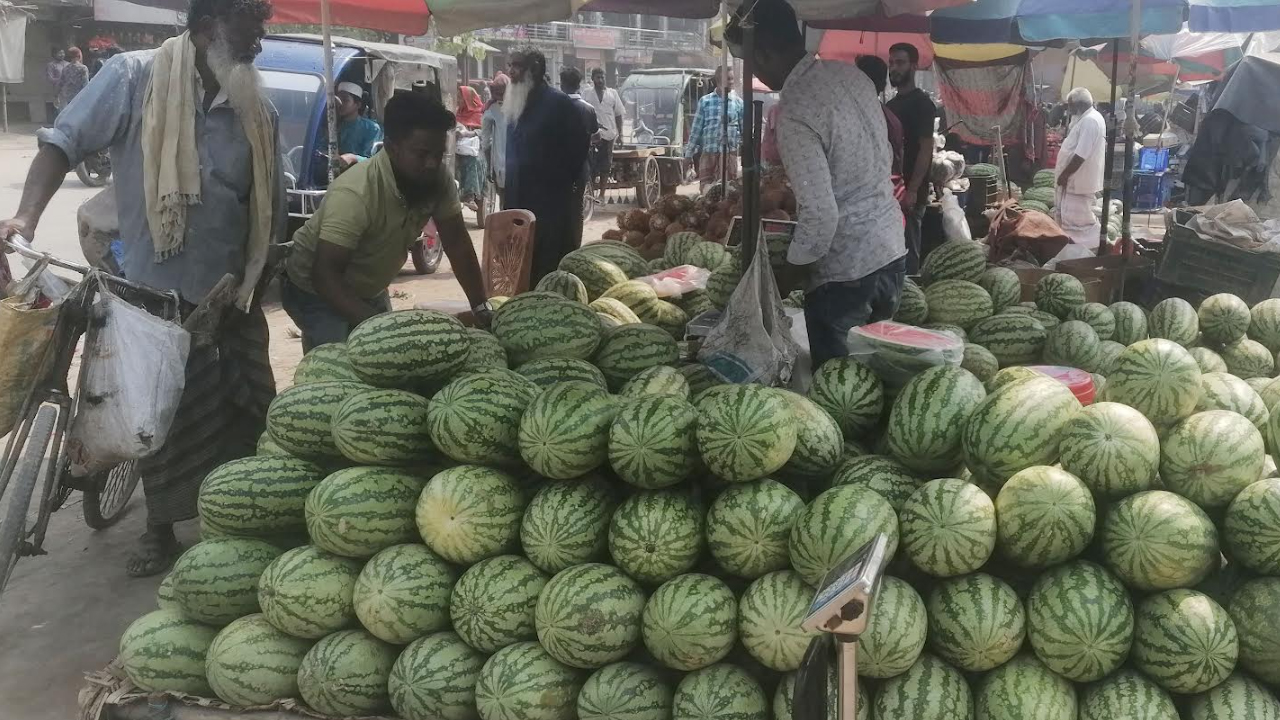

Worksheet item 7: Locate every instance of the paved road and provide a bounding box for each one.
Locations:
[0,126,103,264]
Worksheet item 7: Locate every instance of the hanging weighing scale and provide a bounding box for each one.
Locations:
[792,533,892,720]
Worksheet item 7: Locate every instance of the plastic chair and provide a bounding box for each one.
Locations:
[482,209,536,297]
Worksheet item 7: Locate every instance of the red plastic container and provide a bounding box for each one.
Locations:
[1026,365,1096,405]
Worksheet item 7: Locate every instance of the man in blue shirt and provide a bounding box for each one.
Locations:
[335,81,383,165]
[684,67,743,192]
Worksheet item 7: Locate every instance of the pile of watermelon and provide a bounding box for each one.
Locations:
[111,239,1280,720]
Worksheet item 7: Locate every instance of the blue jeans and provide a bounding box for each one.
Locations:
[804,257,907,371]
[281,278,391,353]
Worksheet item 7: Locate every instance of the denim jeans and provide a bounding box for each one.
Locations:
[804,257,907,371]
[281,278,391,353]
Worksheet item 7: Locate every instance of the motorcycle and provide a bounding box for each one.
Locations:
[75,150,112,188]
[409,219,443,275]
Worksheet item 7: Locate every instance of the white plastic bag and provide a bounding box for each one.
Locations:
[66,286,190,477]
[8,236,73,301]
[847,321,964,390]
[940,190,973,243]
[636,264,711,298]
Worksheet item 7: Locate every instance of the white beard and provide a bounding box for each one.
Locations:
[206,31,265,116]
[504,78,532,125]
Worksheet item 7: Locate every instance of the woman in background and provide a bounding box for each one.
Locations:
[456,85,487,212]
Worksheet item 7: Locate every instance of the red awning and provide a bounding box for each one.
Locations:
[271,0,431,35]
[817,30,934,68]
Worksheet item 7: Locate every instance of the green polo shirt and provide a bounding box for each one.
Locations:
[286,150,462,299]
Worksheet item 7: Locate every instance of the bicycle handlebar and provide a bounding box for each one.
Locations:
[4,235,182,309]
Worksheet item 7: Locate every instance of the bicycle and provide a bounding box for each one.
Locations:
[0,238,181,597]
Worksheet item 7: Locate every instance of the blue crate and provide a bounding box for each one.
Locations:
[1132,171,1173,211]
[1138,147,1170,172]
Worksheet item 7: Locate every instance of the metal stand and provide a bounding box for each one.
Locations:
[837,638,860,720]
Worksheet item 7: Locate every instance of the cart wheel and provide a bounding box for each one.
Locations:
[82,460,141,530]
[636,156,661,209]
[582,179,596,223]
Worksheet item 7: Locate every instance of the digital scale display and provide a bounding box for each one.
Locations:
[803,534,890,634]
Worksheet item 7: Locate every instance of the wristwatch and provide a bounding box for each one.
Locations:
[472,300,496,326]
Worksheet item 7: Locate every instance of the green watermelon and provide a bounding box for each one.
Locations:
[594,324,679,390]
[680,363,723,397]
[197,456,324,538]
[297,629,397,716]
[1186,673,1280,720]
[967,314,1048,367]
[621,365,691,399]
[536,563,646,669]
[1228,577,1280,684]
[697,385,797,483]
[305,467,423,558]
[899,478,997,577]
[257,545,362,639]
[778,392,844,480]
[1149,298,1200,346]
[1251,299,1280,353]
[292,343,361,385]
[642,573,738,671]
[536,271,590,303]
[1068,302,1117,341]
[427,369,539,467]
[923,240,987,284]
[665,232,705,265]
[789,485,899,586]
[558,252,630,300]
[347,309,471,386]
[1078,669,1178,720]
[266,381,371,461]
[1059,402,1160,498]
[926,573,1026,672]
[923,323,967,342]
[774,667,863,720]
[466,328,509,370]
[873,653,973,720]
[975,653,1076,720]
[353,543,454,645]
[705,479,804,579]
[156,572,179,611]
[519,381,619,479]
[672,664,767,720]
[1224,478,1280,574]
[829,455,922,510]
[118,609,218,694]
[995,465,1095,568]
[206,613,312,706]
[978,267,1022,312]
[592,297,643,326]
[807,357,884,439]
[1096,340,1126,375]
[449,555,547,654]
[577,243,649,278]
[894,280,929,325]
[608,490,703,584]
[491,292,604,365]
[609,395,699,489]
[961,343,1000,383]
[857,576,927,679]
[1261,377,1280,411]
[631,298,687,340]
[886,365,987,476]
[474,641,582,720]
[1197,372,1268,429]
[737,570,815,672]
[1131,589,1238,694]
[516,357,608,389]
[1105,339,1203,428]
[1043,319,1102,371]
[521,478,615,574]
[1026,560,1133,681]
[1162,410,1265,509]
[416,465,524,565]
[1031,309,1062,332]
[1199,294,1252,346]
[167,537,281,626]
[578,662,672,720]
[961,375,1081,489]
[1101,490,1219,592]
[1111,301,1149,345]
[1035,273,1087,318]
[1191,347,1231,373]
[705,259,743,309]
[332,389,432,465]
[389,631,487,720]
[1221,338,1276,379]
[925,279,994,329]
[255,432,288,456]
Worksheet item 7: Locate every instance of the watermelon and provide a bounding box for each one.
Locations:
[789,485,899,586]
[642,573,738,671]
[331,389,432,465]
[829,455,921,510]
[1105,339,1203,428]
[466,328,508,370]
[923,240,986,284]
[293,343,361,385]
[427,369,539,467]
[1224,478,1280,574]
[737,570,815,672]
[621,366,691,399]
[631,298,687,340]
[705,260,743,310]
[1131,589,1238,694]
[558,252,630,300]
[578,662,672,720]
[672,664,767,720]
[1261,378,1280,411]
[517,358,608,389]
[967,314,1047,367]
[705,479,804,579]
[1031,309,1062,331]
[899,478,996,577]
[1111,301,1149,345]
[926,573,1026,672]
[519,381,619,479]
[474,641,582,720]
[608,489,703,584]
[1059,402,1160,498]
[778,392,844,480]
[1078,669,1178,720]
[521,478,615,574]
[347,309,471,387]
[609,395,699,489]
[873,653,973,720]
[1035,273,1087,318]
[1043,320,1102,372]
[856,576,927,679]
[118,609,218,694]
[167,537,281,626]
[353,543,454,645]
[449,555,547,654]
[961,343,1000,383]
[1149,298,1200,346]
[1026,560,1134,681]
[683,241,730,271]
[156,572,179,611]
[961,375,1081,489]
[594,324,679,390]
[491,292,604,365]
[1228,577,1280,684]
[255,432,288,457]
[924,279,994,329]
[536,563,646,669]
[807,357,884,439]
[924,323,967,342]
[389,631,487,720]
[978,267,1021,312]
[665,232,705,265]
[1101,490,1219,591]
[894,280,929,325]
[1162,410,1265,509]
[885,365,987,476]
[1068,302,1117,341]
[536,271,590,303]
[416,465,525,565]
[1197,372,1268,429]
[1252,299,1280,353]
[206,613,312,706]
[305,467,423,558]
[266,381,371,461]
[995,466,1096,568]
[197,456,324,538]
[975,653,1076,720]
[577,243,649,278]
[297,629,397,716]
[257,545,362,639]
[697,385,797,483]
[1191,346,1231,373]
[1199,294,1251,346]
[680,364,722,397]
[1186,673,1280,720]
[592,297,643,326]
[1096,340,1126,375]
[1221,338,1276,379]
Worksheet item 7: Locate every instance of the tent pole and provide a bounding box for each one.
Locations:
[1098,40,1121,255]
[741,8,758,263]
[1,85,7,135]
[322,0,338,182]
[1118,0,1143,299]
[720,2,730,199]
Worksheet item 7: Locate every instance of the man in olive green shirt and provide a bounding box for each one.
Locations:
[284,92,488,350]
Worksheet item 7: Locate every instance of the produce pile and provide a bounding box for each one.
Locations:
[110,236,1280,720]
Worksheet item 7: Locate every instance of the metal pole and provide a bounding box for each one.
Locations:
[1,85,7,134]
[719,2,730,198]
[321,0,338,182]
[1098,40,1121,255]
[837,637,860,720]
[1118,0,1143,299]
[741,13,758,264]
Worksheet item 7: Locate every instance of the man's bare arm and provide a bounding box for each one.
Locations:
[435,212,488,309]
[313,241,381,327]
[1057,154,1085,187]
[905,134,935,204]
[0,144,72,242]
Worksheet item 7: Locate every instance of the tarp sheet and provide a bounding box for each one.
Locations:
[0,9,25,84]
[936,50,1031,145]
[1214,51,1280,133]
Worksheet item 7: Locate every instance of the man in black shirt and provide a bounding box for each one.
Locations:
[887,42,936,274]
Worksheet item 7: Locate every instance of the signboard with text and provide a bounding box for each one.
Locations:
[572,27,619,49]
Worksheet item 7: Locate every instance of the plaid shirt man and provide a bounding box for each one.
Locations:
[684,90,743,156]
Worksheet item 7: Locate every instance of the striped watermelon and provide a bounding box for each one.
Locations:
[267,381,371,461]
[680,363,723,397]
[257,545,362,639]
[305,467,423,558]
[1199,294,1252,346]
[1197,372,1268,429]
[1221,338,1275,379]
[516,357,608,389]
[1079,669,1178,720]
[962,343,1000,384]
[924,279,994,330]
[632,298,687,340]
[1251,299,1280,353]
[389,631,487,720]
[706,479,804,579]
[197,456,325,538]
[450,555,548,653]
[521,478,615,573]
[1096,339,1126,375]
[602,280,660,310]
[737,570,815,672]
[621,365,691,399]
[578,662,672,720]
[1187,673,1280,720]
[1043,320,1102,372]
[886,365,987,476]
[995,466,1096,568]
[293,343,361,385]
[775,667,865,720]
[923,323,966,342]
[1261,377,1280,411]
[167,537,281,626]
[1224,479,1280,574]
[1131,589,1238,694]
[1031,309,1062,331]
[894,280,929,325]
[466,328,509,370]
[156,572,179,611]
[789,485,899,586]
[474,641,582,720]
[672,664,767,720]
[961,375,1081,489]
[1162,410,1265,509]
[332,389,433,465]
[968,314,1048,367]
[608,490,703,584]
[1149,298,1200,346]
[641,573,737,671]
[1228,577,1280,684]
[427,369,538,467]
[927,573,1026,672]
[975,653,1076,720]
[608,395,699,489]
[536,563,646,669]
[558,253,630,300]
[697,385,798,483]
[1059,402,1160,498]
[491,292,604,365]
[705,260,743,310]
[685,241,730,271]
[873,653,972,720]
[353,544,454,645]
[857,576,927,679]
[578,242,649,277]
[829,455,922,510]
[536,271,590,303]
[665,232,705,265]
[1191,347,1231,374]
[206,613,312,705]
[1103,339,1202,429]
[255,432,288,456]
[1026,560,1134,681]
[416,465,525,565]
[1035,273,1087,319]
[297,629,397,716]
[1068,302,1117,341]
[1111,301,1149,345]
[778,392,843,480]
[900,478,996,577]
[519,381,620,479]
[347,310,472,386]
[118,609,218,694]
[807,357,884,439]
[594,324,679,390]
[923,240,986,284]
[591,297,643,326]
[978,267,1021,312]
[1101,490,1219,591]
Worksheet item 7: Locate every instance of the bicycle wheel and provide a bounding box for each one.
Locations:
[0,406,57,597]
[82,460,141,530]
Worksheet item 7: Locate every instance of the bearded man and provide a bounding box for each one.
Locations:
[0,0,284,576]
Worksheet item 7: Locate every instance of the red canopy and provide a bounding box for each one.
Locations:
[817,29,934,68]
[271,0,431,35]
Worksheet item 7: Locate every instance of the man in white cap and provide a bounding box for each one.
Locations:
[334,80,383,167]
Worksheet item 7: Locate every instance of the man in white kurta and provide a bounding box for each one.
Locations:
[1055,88,1108,246]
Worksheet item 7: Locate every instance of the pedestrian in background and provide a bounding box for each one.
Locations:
[684,67,743,192]
[456,84,486,212]
[887,42,936,274]
[45,48,66,122]
[56,47,89,113]
[481,74,509,209]
[584,67,623,195]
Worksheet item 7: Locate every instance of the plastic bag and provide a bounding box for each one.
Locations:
[8,235,73,302]
[636,264,711,298]
[0,258,61,436]
[940,190,973,243]
[847,321,964,390]
[66,285,191,477]
[697,233,798,385]
[77,186,121,273]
